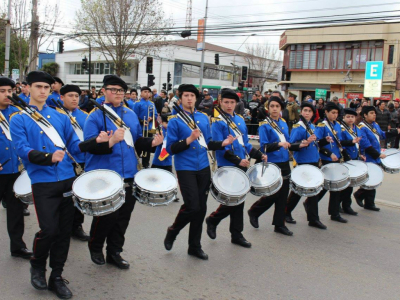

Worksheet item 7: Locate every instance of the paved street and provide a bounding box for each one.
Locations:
[0,168,400,300]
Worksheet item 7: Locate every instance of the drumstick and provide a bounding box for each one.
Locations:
[0,158,11,167]
[261,145,267,176]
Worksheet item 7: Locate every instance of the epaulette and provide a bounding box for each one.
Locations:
[10,104,22,111]
[237,114,244,120]
[78,108,88,115]
[88,107,99,116]
[281,118,286,122]
[9,111,20,120]
[168,115,177,121]
[317,123,326,127]
[259,121,269,126]
[341,127,346,131]
[135,100,140,103]
[55,107,67,115]
[197,111,208,116]
[292,124,300,128]
[212,117,222,123]
[357,124,364,129]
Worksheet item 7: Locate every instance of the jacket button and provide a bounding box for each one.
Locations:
[6,147,8,150]
[43,146,46,149]
[40,131,43,134]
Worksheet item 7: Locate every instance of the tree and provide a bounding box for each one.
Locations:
[74,0,172,77]
[41,62,59,76]
[244,43,282,92]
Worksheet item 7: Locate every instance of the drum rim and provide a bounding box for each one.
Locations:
[381,149,400,169]
[363,162,384,186]
[246,162,281,188]
[134,168,178,192]
[212,166,250,195]
[343,160,368,178]
[321,163,349,180]
[291,164,324,188]
[13,170,32,195]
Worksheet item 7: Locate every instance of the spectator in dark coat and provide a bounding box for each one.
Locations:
[376,101,391,147]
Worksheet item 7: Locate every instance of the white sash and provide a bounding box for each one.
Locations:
[0,111,12,141]
[265,118,286,142]
[217,114,245,146]
[298,120,307,131]
[72,122,84,141]
[103,105,134,148]
[177,114,208,148]
[341,124,359,150]
[322,120,341,148]
[360,121,380,144]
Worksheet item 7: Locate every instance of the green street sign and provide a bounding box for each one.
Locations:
[315,89,327,100]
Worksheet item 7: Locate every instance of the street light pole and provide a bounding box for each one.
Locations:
[4,0,11,77]
[199,0,208,91]
[231,34,255,86]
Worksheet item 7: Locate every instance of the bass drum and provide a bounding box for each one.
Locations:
[290,165,324,197]
[210,167,250,206]
[381,148,400,174]
[361,162,384,190]
[13,170,33,205]
[246,163,282,196]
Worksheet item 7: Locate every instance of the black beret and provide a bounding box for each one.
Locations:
[268,96,286,109]
[102,75,128,90]
[161,114,169,123]
[0,77,16,88]
[27,71,55,86]
[130,89,138,94]
[60,84,82,96]
[53,76,64,86]
[178,84,199,98]
[21,81,27,85]
[221,88,239,102]
[343,108,357,116]
[300,101,316,114]
[140,86,151,92]
[324,101,340,112]
[361,106,376,117]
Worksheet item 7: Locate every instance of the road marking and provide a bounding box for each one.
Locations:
[375,198,400,209]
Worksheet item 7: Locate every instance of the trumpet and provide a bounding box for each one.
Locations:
[141,105,156,157]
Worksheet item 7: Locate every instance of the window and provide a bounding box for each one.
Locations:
[204,67,219,79]
[220,70,232,81]
[388,45,394,64]
[182,64,200,78]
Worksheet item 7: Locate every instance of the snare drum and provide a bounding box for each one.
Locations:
[133,168,178,207]
[321,163,350,191]
[246,163,282,196]
[13,170,33,205]
[72,170,125,216]
[290,165,324,197]
[343,160,369,187]
[361,162,384,190]
[381,148,400,174]
[210,167,251,206]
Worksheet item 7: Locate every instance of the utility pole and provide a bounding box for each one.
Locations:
[4,0,12,77]
[198,0,208,91]
[28,0,38,72]
[158,58,163,91]
[88,40,91,89]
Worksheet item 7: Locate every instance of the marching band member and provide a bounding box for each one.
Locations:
[205,89,267,248]
[354,106,400,211]
[285,102,332,229]
[164,84,235,260]
[0,77,32,259]
[19,81,31,104]
[125,89,139,111]
[85,75,163,269]
[46,76,64,106]
[59,84,90,241]
[248,96,300,236]
[10,71,113,299]
[151,114,173,172]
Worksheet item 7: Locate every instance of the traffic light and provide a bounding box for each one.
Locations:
[58,39,64,53]
[147,74,155,87]
[146,57,153,74]
[167,71,171,83]
[167,83,172,91]
[241,66,248,81]
[238,81,244,91]
[162,83,166,90]
[82,57,88,70]
[215,54,219,65]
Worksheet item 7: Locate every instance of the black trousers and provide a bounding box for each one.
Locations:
[170,167,211,250]
[249,161,291,227]
[141,132,153,168]
[354,188,376,207]
[316,160,341,216]
[72,162,85,230]
[31,177,75,278]
[340,186,353,209]
[0,173,26,252]
[151,164,173,173]
[89,179,136,254]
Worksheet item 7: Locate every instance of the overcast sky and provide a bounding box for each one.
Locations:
[40,0,400,54]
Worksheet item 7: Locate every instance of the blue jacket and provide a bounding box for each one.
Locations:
[0,105,21,174]
[84,103,142,179]
[152,127,172,166]
[126,99,139,111]
[46,91,63,107]
[315,120,342,161]
[166,110,211,171]
[340,124,369,160]
[71,108,88,163]
[133,98,158,130]
[96,96,105,105]
[10,104,82,184]
[259,118,290,163]
[19,93,30,104]
[212,114,252,167]
[289,121,319,164]
[359,122,385,164]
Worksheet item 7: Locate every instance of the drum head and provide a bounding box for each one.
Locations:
[134,169,177,192]
[73,170,123,200]
[246,163,281,188]
[291,165,324,188]
[213,167,250,196]
[343,160,368,178]
[381,149,400,169]
[321,163,349,180]
[363,163,384,187]
[13,170,31,195]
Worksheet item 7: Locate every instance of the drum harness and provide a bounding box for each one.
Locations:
[51,99,84,141]
[339,120,363,161]
[322,119,350,163]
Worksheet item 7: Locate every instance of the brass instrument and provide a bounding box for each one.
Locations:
[141,105,156,157]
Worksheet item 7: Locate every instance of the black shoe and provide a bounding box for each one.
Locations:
[164,227,177,251]
[303,201,308,213]
[72,226,90,241]
[364,205,380,211]
[231,237,252,248]
[1,200,6,209]
[188,248,208,260]
[173,198,179,202]
[205,217,217,239]
[308,220,327,230]
[248,210,259,229]
[11,248,33,259]
[331,215,348,223]
[90,251,105,265]
[30,267,47,290]
[274,226,293,236]
[343,207,358,216]
[23,208,30,216]
[339,207,344,214]
[106,253,130,269]
[285,215,296,224]
[354,193,364,207]
[48,276,73,299]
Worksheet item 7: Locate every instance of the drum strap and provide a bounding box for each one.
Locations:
[340,124,359,150]
[360,122,380,144]
[177,114,208,148]
[323,120,343,151]
[0,111,11,141]
[103,105,134,148]
[265,117,286,143]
